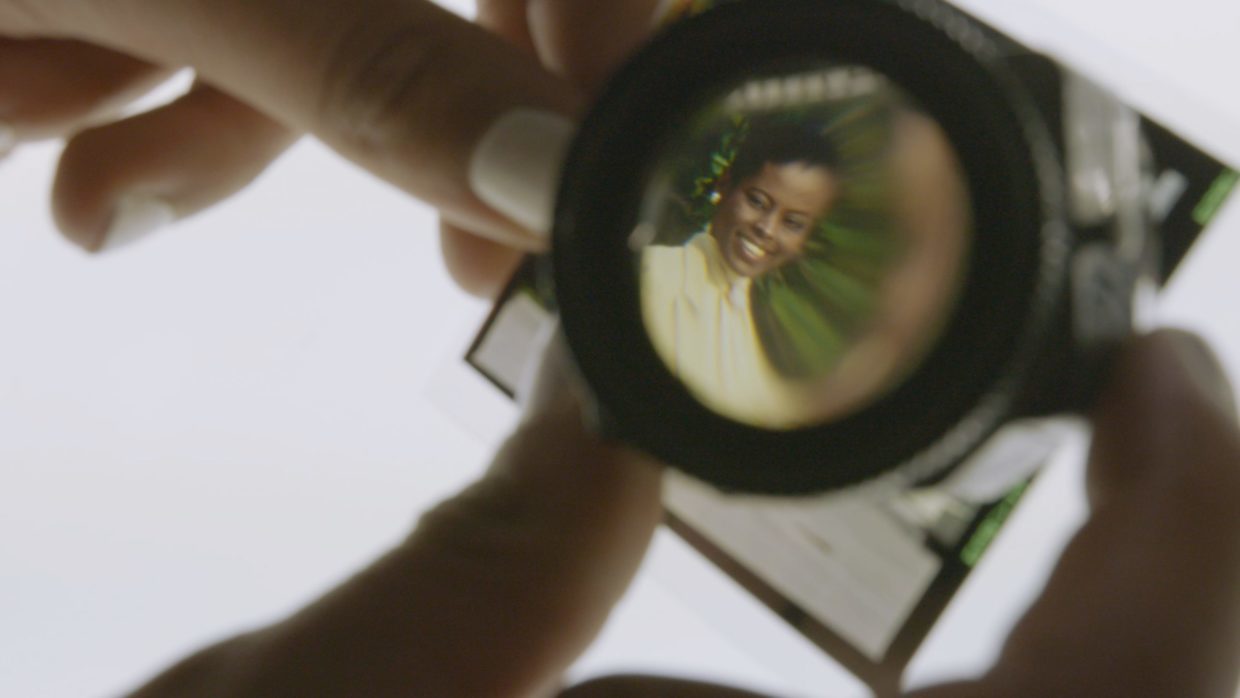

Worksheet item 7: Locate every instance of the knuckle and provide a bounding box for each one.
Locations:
[411,469,558,575]
[315,12,457,157]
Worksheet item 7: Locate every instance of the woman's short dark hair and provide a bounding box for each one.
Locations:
[729,118,841,185]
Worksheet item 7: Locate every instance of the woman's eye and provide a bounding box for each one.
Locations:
[746,192,769,210]
[784,218,807,233]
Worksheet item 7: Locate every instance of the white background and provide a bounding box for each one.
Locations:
[2,1,1238,696]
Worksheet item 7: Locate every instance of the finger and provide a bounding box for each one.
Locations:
[527,0,663,93]
[437,0,663,293]
[439,218,524,298]
[396,348,661,697]
[0,38,170,143]
[52,81,297,252]
[3,0,585,250]
[910,332,1240,698]
[430,0,535,296]
[132,337,664,697]
[266,421,661,697]
[1087,329,1238,507]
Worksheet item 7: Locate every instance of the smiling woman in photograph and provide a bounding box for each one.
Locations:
[639,80,974,431]
[641,118,844,427]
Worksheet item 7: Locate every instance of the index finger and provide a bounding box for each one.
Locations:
[1,0,583,249]
[437,0,665,296]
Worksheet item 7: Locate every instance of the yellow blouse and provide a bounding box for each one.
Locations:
[641,233,805,429]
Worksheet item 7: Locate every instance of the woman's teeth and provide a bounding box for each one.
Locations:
[740,237,768,260]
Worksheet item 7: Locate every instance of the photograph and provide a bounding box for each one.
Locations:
[638,66,971,428]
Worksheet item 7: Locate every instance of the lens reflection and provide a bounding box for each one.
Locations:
[638,65,971,430]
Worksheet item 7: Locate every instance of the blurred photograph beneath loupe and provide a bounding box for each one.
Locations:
[637,65,972,429]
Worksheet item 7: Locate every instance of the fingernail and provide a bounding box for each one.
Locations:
[1168,332,1238,417]
[98,195,176,253]
[470,109,576,239]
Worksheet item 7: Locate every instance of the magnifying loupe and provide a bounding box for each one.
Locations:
[549,0,1157,494]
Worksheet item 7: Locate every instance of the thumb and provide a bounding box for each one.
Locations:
[375,332,664,696]
[3,0,581,249]
[128,331,665,697]
[1087,329,1239,509]
[908,332,1240,698]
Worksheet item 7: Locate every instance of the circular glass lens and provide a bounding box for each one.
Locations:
[637,64,973,430]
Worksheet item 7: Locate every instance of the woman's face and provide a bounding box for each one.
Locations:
[711,161,838,278]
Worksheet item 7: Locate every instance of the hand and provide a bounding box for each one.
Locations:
[125,328,1240,698]
[440,0,664,295]
[0,0,655,297]
[562,331,1240,698]
[3,2,669,696]
[125,333,665,698]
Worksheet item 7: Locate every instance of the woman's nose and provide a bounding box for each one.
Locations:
[754,212,776,238]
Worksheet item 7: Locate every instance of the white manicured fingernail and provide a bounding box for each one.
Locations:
[470,109,576,238]
[100,195,175,253]
[0,120,16,156]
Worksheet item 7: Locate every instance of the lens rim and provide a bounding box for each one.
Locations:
[553,0,1069,494]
